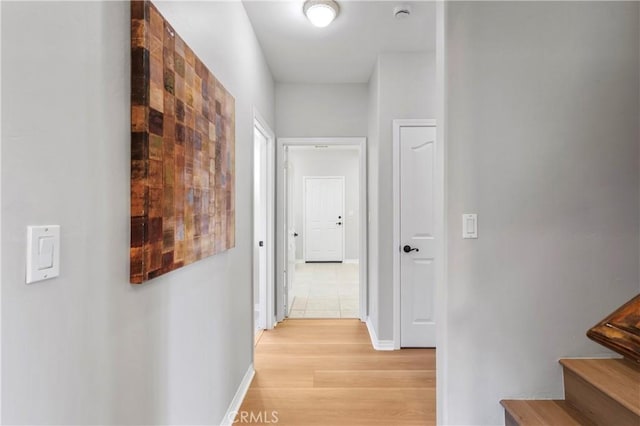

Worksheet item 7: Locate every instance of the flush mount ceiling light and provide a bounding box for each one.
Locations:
[303,0,339,28]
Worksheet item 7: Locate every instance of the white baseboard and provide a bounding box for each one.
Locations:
[365,317,395,351]
[344,259,359,264]
[220,363,255,426]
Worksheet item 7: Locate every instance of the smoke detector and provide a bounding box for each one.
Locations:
[394,5,411,19]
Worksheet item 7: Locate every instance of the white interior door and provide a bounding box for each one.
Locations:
[253,128,268,331]
[304,177,344,262]
[400,125,437,347]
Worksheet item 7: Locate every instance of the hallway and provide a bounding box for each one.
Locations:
[239,320,435,425]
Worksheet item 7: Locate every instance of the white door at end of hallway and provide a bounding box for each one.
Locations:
[400,125,437,348]
[304,177,344,262]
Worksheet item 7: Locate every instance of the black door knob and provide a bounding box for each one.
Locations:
[294,232,299,237]
[337,222,342,226]
[403,245,419,253]
[259,241,264,247]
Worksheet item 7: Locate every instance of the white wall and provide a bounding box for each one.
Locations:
[444,2,639,424]
[366,52,436,339]
[1,1,274,424]
[289,148,360,261]
[276,83,368,137]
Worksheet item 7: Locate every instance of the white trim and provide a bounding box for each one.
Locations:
[253,109,276,331]
[295,259,305,264]
[281,137,365,146]
[365,317,395,351]
[0,2,3,418]
[302,175,346,263]
[435,2,449,424]
[392,119,438,350]
[277,137,368,323]
[283,148,292,315]
[219,363,255,426]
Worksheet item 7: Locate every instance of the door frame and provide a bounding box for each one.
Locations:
[277,137,367,322]
[392,119,439,350]
[302,176,346,263]
[435,3,448,422]
[252,108,276,331]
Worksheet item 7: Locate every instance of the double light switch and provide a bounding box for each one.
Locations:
[26,225,60,284]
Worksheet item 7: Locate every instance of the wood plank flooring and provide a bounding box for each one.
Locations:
[238,319,435,425]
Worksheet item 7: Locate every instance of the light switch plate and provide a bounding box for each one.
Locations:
[462,214,478,239]
[26,225,60,284]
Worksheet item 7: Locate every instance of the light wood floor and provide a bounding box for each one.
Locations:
[239,319,436,425]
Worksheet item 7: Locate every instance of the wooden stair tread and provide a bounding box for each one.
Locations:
[501,400,594,426]
[559,358,640,416]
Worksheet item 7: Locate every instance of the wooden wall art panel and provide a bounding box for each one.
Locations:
[130,0,235,284]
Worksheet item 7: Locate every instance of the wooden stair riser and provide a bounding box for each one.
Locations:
[563,368,639,426]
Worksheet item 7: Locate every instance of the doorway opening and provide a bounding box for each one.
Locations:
[277,138,367,321]
[245,0,443,420]
[252,109,275,342]
[290,150,358,318]
[243,0,444,422]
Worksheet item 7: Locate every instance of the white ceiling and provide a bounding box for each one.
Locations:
[242,1,436,84]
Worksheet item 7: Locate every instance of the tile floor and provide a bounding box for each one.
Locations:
[288,262,359,318]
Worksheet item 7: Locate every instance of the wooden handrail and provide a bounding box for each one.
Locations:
[587,294,640,363]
